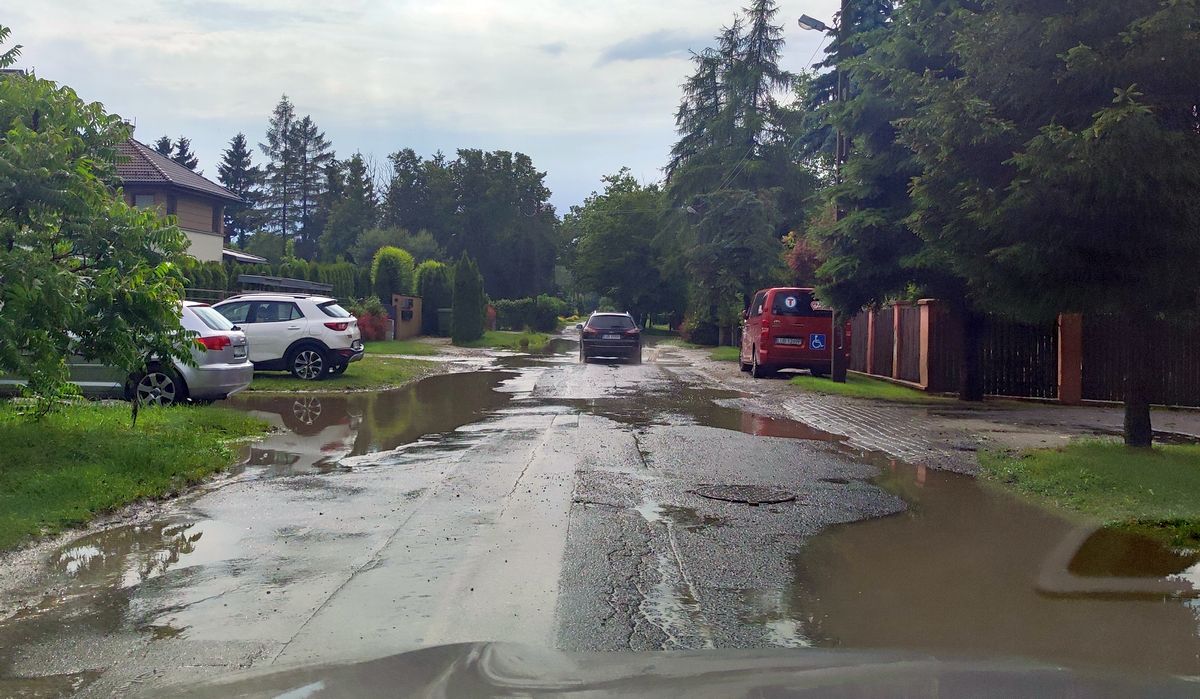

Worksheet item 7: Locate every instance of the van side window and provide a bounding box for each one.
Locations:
[749,292,767,317]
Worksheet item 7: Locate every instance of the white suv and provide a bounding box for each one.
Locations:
[213,294,364,380]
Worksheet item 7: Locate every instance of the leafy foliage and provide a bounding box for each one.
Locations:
[0,66,192,413]
[371,246,415,304]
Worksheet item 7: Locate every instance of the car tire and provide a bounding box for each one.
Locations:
[131,366,187,406]
[739,352,751,373]
[750,348,770,379]
[629,349,642,365]
[288,345,328,381]
[810,367,827,379]
[330,364,348,376]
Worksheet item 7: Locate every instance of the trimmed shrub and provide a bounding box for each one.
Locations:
[349,297,391,341]
[371,246,415,305]
[494,295,568,332]
[451,253,486,343]
[415,260,453,336]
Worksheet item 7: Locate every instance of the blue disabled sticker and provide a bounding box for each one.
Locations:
[809,333,827,350]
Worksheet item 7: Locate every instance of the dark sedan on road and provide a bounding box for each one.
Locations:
[578,312,641,364]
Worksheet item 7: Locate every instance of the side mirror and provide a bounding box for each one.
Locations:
[575,323,584,330]
[742,310,749,321]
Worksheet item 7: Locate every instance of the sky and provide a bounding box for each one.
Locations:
[7,0,838,212]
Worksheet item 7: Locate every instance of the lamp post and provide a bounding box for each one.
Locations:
[800,0,850,383]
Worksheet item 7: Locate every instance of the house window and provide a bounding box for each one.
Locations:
[133,194,155,209]
[166,195,177,216]
[212,205,221,233]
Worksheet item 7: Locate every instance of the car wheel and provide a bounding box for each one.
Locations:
[580,348,589,364]
[330,364,347,376]
[630,350,642,365]
[739,351,751,372]
[133,367,186,406]
[750,348,769,379]
[810,368,827,379]
[289,346,328,381]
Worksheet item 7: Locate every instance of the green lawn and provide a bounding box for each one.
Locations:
[455,330,552,352]
[364,339,438,356]
[0,402,267,550]
[710,346,741,362]
[981,440,1200,549]
[789,372,950,403]
[246,356,438,392]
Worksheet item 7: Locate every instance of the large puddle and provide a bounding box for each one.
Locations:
[226,370,517,477]
[781,456,1200,675]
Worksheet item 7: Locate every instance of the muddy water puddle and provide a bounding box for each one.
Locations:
[227,370,516,477]
[779,458,1200,675]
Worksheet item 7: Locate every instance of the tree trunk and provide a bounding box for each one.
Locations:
[1123,310,1153,447]
[959,309,985,402]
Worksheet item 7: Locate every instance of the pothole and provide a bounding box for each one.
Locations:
[691,485,795,506]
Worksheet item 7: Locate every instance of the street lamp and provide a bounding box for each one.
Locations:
[799,3,851,384]
[797,14,830,32]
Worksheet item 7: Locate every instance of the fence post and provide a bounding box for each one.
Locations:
[892,302,904,381]
[1058,313,1083,405]
[918,299,936,390]
[866,308,877,376]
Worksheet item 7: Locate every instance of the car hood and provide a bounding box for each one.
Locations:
[168,642,1194,698]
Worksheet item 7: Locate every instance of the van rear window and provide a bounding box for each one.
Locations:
[771,291,830,317]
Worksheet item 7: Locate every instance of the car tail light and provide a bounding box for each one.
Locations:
[624,328,640,336]
[196,335,231,351]
[324,322,350,331]
[583,328,598,337]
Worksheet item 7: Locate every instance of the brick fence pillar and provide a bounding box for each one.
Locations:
[1058,313,1083,405]
[892,302,904,381]
[866,308,877,376]
[918,299,938,390]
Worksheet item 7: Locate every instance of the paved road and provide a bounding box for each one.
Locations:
[1,343,1197,696]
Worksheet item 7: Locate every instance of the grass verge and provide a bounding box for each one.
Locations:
[455,330,552,352]
[0,401,267,550]
[364,339,438,356]
[789,372,950,404]
[980,440,1200,549]
[710,346,741,362]
[246,356,437,392]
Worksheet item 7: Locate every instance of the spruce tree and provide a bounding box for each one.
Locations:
[152,135,173,157]
[217,133,264,247]
[171,136,199,171]
[319,153,377,261]
[260,95,299,240]
[290,114,334,251]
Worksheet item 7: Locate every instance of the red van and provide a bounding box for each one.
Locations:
[739,287,848,379]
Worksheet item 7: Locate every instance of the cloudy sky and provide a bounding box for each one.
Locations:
[7,1,838,211]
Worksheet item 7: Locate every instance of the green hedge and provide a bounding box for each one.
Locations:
[494,295,568,332]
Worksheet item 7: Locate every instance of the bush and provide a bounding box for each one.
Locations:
[494,295,569,332]
[349,297,391,341]
[415,261,453,335]
[371,246,415,305]
[451,253,486,343]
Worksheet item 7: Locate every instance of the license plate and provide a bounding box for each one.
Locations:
[776,337,804,346]
[603,334,622,340]
[233,346,247,358]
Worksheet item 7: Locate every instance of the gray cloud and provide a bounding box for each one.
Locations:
[597,29,707,65]
[539,41,567,56]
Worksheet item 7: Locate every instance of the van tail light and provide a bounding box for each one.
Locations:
[325,322,350,331]
[196,335,231,351]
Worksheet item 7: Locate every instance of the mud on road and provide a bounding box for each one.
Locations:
[0,341,1197,696]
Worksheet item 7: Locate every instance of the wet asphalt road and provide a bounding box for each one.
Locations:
[1,342,1198,696]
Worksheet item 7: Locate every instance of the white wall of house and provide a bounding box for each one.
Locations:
[183,229,224,263]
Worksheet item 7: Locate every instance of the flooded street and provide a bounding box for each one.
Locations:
[0,343,1197,695]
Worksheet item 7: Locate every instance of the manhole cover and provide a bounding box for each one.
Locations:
[692,485,795,506]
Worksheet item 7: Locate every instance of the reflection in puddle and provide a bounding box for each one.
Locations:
[227,371,517,477]
[1069,527,1200,578]
[785,459,1200,675]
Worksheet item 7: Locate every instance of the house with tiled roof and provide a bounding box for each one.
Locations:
[115,138,245,263]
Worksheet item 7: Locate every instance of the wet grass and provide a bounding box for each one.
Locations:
[980,440,1200,549]
[710,346,741,362]
[363,339,438,356]
[455,330,551,352]
[790,372,950,404]
[654,338,707,349]
[246,356,438,392]
[0,401,267,550]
